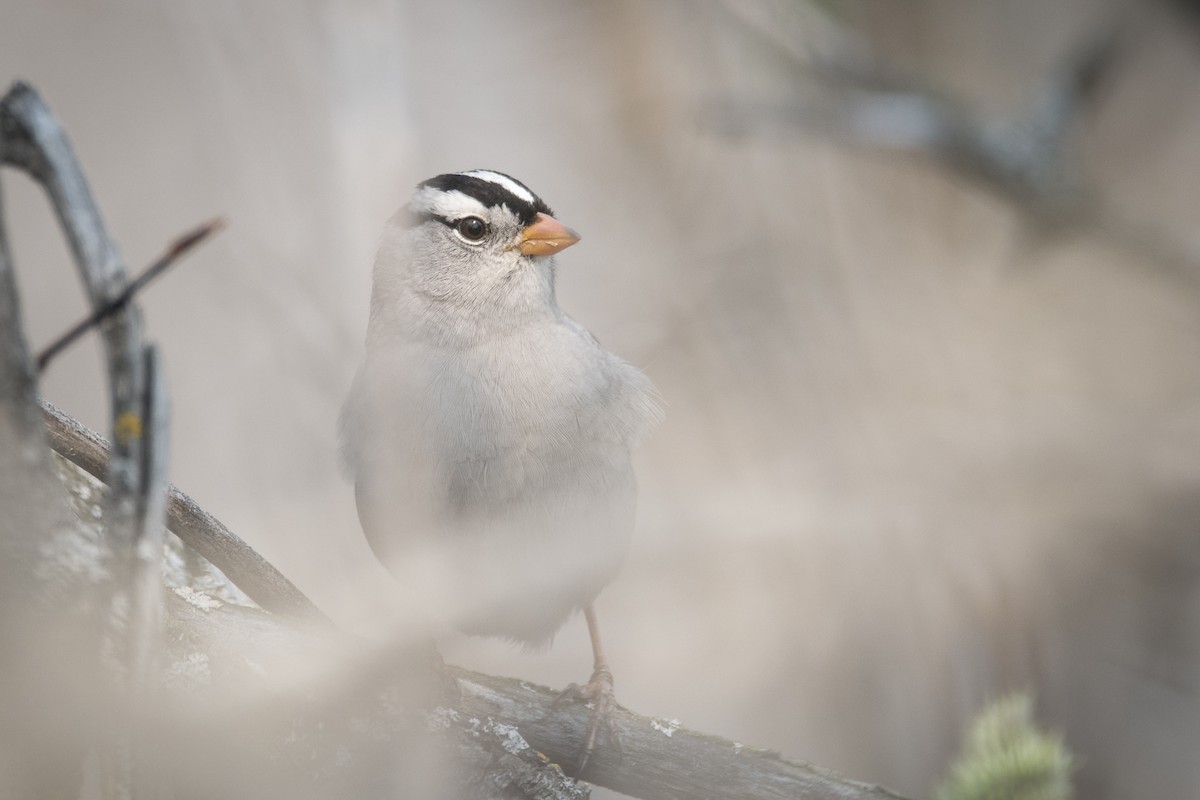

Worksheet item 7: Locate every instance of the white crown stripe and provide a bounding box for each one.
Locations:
[463,170,536,205]
[411,187,490,220]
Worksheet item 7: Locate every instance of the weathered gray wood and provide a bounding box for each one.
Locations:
[46,400,912,800]
[452,669,911,800]
[158,580,909,800]
[38,449,586,800]
[42,399,332,625]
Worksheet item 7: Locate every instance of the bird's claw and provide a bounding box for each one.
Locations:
[554,665,619,774]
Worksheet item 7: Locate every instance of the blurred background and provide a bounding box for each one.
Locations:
[4,0,1200,797]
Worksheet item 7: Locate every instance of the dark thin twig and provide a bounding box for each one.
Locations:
[37,218,225,372]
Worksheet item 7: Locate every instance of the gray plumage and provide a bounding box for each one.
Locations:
[340,170,660,646]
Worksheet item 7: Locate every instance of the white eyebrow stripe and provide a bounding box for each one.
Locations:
[463,170,536,204]
[411,187,490,220]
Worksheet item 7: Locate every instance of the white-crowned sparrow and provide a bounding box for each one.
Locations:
[340,169,660,766]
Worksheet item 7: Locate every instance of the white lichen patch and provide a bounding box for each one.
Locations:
[437,714,533,756]
[492,722,530,755]
[426,706,461,731]
[651,717,681,737]
[164,651,211,688]
[53,454,106,524]
[173,585,223,611]
[161,532,253,606]
[36,527,110,586]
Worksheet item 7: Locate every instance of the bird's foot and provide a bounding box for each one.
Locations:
[554,664,619,774]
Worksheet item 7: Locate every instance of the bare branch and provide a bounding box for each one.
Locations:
[0,91,99,800]
[2,80,189,799]
[37,218,225,372]
[0,82,145,520]
[453,668,911,800]
[172,586,914,800]
[42,400,333,625]
[706,3,1200,289]
[49,400,909,799]
[710,1,1131,221]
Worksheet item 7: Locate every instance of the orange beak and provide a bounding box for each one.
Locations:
[517,212,581,256]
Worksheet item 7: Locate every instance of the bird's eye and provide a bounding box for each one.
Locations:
[456,216,488,242]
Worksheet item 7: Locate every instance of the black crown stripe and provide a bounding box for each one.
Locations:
[416,172,553,226]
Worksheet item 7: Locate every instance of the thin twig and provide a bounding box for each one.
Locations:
[37,218,225,372]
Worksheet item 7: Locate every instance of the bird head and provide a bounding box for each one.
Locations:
[371,170,580,341]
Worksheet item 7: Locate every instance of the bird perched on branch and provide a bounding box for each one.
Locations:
[340,169,660,769]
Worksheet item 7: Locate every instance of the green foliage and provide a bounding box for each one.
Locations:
[936,693,1074,800]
